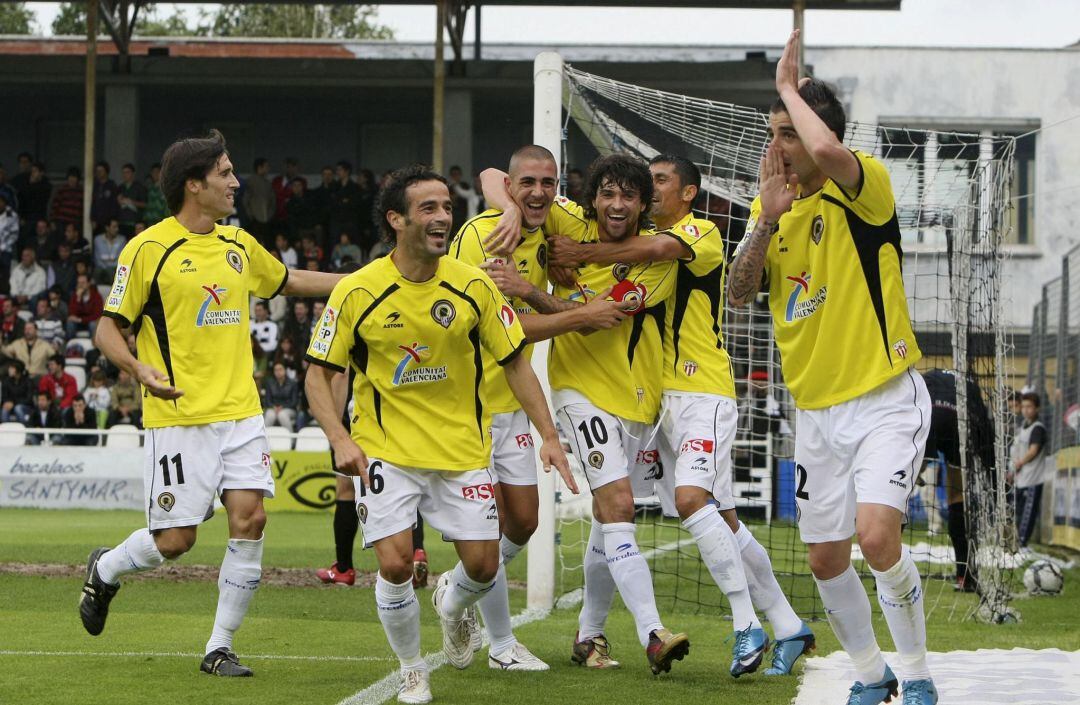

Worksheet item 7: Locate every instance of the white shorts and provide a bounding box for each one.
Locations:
[556,400,659,495]
[794,367,931,543]
[354,460,500,547]
[658,392,738,511]
[144,415,274,531]
[490,410,538,486]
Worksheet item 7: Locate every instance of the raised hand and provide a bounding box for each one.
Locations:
[133,360,184,400]
[758,141,799,222]
[547,235,587,268]
[482,206,523,256]
[776,29,801,96]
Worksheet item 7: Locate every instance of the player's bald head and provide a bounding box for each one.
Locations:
[509,145,557,178]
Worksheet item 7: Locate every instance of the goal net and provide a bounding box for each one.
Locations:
[548,63,1018,623]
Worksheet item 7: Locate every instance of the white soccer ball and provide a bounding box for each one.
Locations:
[1023,560,1064,595]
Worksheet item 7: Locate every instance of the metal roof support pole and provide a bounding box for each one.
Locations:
[82,0,97,242]
[433,0,446,174]
[793,0,805,77]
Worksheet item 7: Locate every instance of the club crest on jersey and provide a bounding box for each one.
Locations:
[636,387,645,404]
[157,492,175,512]
[225,249,243,274]
[587,451,604,470]
[683,360,698,377]
[393,342,447,386]
[811,215,825,245]
[784,271,827,323]
[499,304,516,328]
[431,299,456,328]
[196,284,241,327]
[357,503,368,524]
[893,339,908,359]
[537,243,547,269]
[612,263,631,281]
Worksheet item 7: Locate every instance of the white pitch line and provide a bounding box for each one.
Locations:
[340,537,687,705]
[0,649,394,663]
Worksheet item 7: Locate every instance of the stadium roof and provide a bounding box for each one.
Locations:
[152,0,900,6]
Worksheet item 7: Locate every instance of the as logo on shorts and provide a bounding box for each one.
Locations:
[680,439,715,454]
[462,483,495,501]
[261,452,271,469]
[157,492,175,512]
[515,433,534,449]
[636,449,659,465]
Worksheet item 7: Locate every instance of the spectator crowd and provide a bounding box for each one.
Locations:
[0,151,487,444]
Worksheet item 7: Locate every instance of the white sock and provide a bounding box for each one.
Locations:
[578,519,616,641]
[499,535,525,566]
[870,547,930,680]
[96,528,165,585]
[440,561,495,620]
[476,561,516,655]
[601,522,663,647]
[734,522,803,640]
[815,564,885,684]
[205,536,263,655]
[375,573,425,671]
[684,507,758,631]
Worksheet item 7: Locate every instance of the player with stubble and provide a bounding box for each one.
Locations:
[78,130,347,677]
[304,165,575,704]
[727,31,938,705]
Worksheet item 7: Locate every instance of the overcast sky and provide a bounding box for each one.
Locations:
[28,0,1080,48]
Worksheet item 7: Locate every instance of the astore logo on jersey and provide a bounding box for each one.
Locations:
[196,284,241,327]
[179,258,197,274]
[784,271,827,323]
[384,311,404,329]
[392,342,447,386]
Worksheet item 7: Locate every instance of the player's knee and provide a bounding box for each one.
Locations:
[464,554,500,584]
[807,547,848,580]
[155,531,195,559]
[231,507,267,539]
[857,528,900,570]
[675,493,708,521]
[380,559,413,585]
[505,515,538,544]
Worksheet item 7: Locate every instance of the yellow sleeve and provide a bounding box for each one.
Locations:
[666,220,725,277]
[836,151,895,226]
[102,238,150,327]
[450,219,490,267]
[305,279,365,372]
[544,197,593,243]
[467,274,527,366]
[242,229,289,299]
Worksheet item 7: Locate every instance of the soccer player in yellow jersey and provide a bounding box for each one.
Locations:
[304,165,574,704]
[449,145,631,670]
[548,154,814,679]
[482,154,690,676]
[77,130,346,677]
[728,31,937,705]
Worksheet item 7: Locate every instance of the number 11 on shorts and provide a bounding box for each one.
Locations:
[158,453,186,486]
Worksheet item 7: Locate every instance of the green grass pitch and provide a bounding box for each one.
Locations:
[0,508,1076,705]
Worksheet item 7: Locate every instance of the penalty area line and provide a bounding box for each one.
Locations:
[0,649,394,663]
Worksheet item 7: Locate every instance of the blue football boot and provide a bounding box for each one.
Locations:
[764,622,816,675]
[846,665,900,705]
[729,626,769,677]
[901,679,939,705]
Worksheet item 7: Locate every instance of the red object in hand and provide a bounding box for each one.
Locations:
[610,279,646,315]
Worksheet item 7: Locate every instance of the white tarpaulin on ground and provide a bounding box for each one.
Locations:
[795,649,1080,705]
[0,447,142,510]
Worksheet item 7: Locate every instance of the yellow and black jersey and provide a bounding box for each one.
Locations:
[103,217,287,428]
[548,231,678,424]
[752,149,921,410]
[305,254,527,471]
[661,213,736,399]
[448,208,549,415]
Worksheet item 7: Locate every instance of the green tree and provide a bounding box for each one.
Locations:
[211,4,394,39]
[0,2,36,34]
[51,2,201,37]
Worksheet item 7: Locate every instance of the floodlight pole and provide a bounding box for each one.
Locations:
[526,51,563,612]
[83,0,98,241]
[433,0,446,173]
